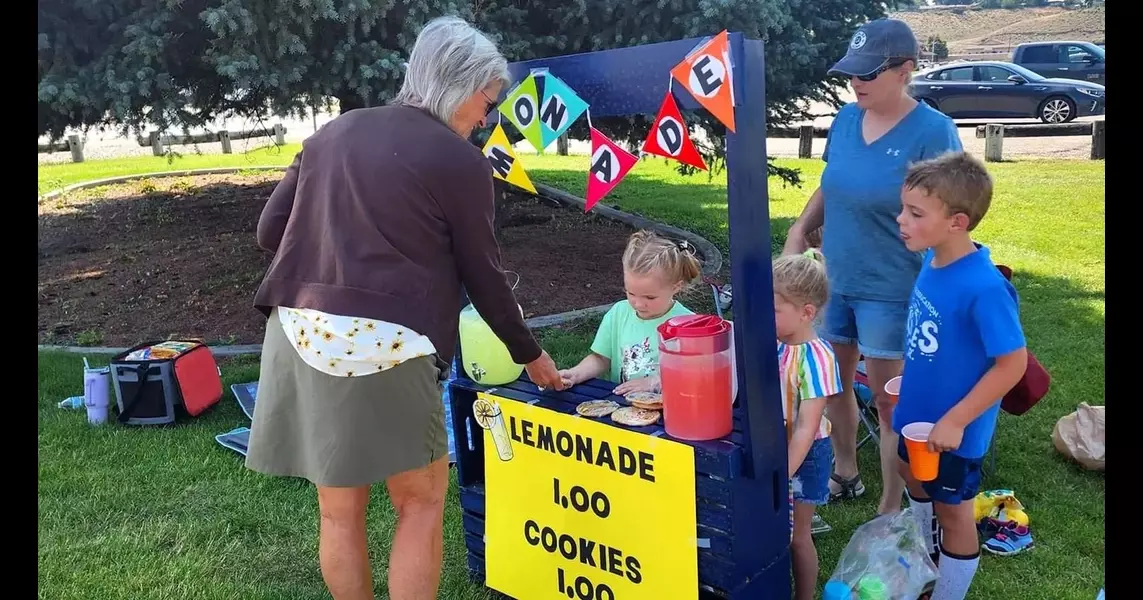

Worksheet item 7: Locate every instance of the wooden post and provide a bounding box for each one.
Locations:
[273,123,285,145]
[798,125,813,159]
[557,133,569,156]
[219,130,232,154]
[984,124,1004,162]
[67,134,83,163]
[150,131,164,156]
[1090,120,1105,160]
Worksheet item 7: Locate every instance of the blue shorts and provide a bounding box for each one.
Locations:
[818,293,908,360]
[791,437,833,505]
[897,437,983,504]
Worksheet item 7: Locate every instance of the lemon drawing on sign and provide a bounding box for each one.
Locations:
[474,397,514,462]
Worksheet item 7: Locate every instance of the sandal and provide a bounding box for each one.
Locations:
[828,473,866,501]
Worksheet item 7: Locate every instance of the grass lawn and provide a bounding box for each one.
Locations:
[38,152,1104,599]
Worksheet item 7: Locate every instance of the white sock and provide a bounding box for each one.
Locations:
[930,546,980,600]
[907,491,940,559]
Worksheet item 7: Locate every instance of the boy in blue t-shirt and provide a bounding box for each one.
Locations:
[894,151,1027,600]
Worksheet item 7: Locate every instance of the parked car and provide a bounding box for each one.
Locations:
[909,61,1105,123]
[1010,41,1104,86]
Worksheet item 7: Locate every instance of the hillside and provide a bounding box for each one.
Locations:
[890,6,1104,58]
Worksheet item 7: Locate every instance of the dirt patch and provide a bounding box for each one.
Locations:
[38,173,633,347]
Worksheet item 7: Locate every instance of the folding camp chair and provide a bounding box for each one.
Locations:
[852,359,997,478]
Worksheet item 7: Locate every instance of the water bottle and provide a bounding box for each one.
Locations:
[83,364,111,426]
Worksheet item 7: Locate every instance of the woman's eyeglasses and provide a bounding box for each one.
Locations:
[855,58,912,82]
[480,90,497,112]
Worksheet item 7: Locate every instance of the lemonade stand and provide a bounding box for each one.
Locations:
[447,32,791,600]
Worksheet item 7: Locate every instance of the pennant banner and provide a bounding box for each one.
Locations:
[482,123,537,194]
[585,127,638,212]
[538,73,589,151]
[670,30,736,133]
[498,74,544,152]
[641,92,708,171]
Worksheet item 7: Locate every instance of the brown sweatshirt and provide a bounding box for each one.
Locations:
[253,104,541,366]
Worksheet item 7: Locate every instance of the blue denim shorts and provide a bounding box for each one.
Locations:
[897,437,983,504]
[818,292,908,360]
[791,437,834,505]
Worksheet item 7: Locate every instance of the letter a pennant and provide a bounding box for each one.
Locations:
[641,92,708,171]
[498,74,544,153]
[670,30,736,133]
[538,73,589,151]
[482,123,537,194]
[585,127,638,212]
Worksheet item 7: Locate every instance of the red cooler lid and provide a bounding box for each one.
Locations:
[657,314,731,340]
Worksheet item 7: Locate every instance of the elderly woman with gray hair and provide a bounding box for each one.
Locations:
[246,16,565,600]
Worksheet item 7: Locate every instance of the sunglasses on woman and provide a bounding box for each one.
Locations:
[855,58,912,82]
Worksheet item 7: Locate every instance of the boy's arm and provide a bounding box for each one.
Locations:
[930,283,1027,452]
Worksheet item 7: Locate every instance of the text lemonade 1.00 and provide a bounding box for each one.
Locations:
[481,393,698,600]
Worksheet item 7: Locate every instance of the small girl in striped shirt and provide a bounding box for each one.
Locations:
[773,249,843,600]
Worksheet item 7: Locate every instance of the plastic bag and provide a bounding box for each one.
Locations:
[1052,402,1105,471]
[825,508,939,600]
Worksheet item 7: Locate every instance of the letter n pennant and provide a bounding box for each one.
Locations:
[538,73,589,151]
[670,30,736,133]
[585,127,638,212]
[641,91,708,171]
[482,123,536,194]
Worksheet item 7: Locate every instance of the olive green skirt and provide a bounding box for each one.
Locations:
[245,315,449,487]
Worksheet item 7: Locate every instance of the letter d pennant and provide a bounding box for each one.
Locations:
[585,127,638,212]
[482,123,537,194]
[641,92,707,171]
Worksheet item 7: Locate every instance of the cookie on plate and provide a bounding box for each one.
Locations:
[576,400,620,418]
[610,406,661,427]
[625,391,663,410]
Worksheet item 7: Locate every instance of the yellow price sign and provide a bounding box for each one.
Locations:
[479,393,698,600]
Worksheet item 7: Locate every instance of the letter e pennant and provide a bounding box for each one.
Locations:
[641,92,707,171]
[585,127,638,212]
[498,74,544,153]
[482,123,536,194]
[670,30,735,133]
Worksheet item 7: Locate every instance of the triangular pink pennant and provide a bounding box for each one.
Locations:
[641,91,708,171]
[585,127,639,212]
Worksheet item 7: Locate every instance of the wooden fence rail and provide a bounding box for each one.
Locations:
[39,123,288,163]
[981,121,1105,162]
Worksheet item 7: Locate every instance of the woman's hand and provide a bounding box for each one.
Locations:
[525,351,566,391]
[613,375,660,396]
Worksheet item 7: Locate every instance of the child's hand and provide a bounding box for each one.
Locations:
[613,375,659,396]
[558,369,579,388]
[927,418,964,453]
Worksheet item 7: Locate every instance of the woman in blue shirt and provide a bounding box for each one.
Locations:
[783,18,963,516]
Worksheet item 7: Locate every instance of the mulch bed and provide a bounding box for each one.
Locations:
[38,173,633,347]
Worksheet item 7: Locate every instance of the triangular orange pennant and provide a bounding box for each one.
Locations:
[641,91,708,171]
[670,30,735,132]
[585,127,638,212]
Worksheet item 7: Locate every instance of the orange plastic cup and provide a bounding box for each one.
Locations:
[901,422,940,482]
[883,376,902,405]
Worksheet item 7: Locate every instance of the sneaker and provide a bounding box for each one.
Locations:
[811,513,832,535]
[983,522,1034,556]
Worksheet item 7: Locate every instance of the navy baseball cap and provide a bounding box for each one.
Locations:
[828,19,919,77]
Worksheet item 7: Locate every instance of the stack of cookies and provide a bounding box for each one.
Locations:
[574,391,663,427]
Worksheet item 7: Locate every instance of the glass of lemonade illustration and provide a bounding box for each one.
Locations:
[473,397,514,461]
